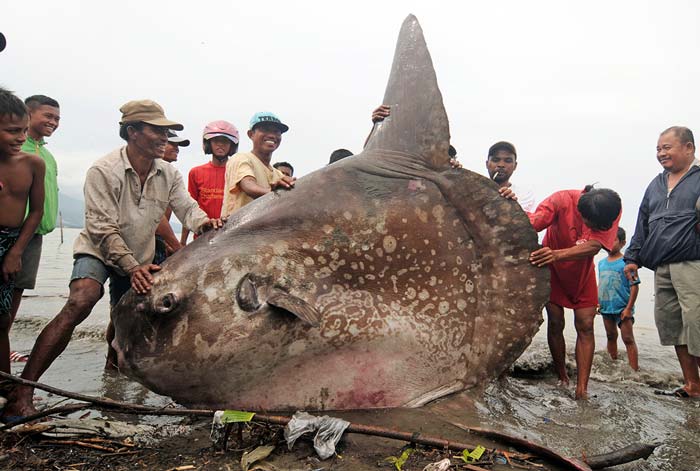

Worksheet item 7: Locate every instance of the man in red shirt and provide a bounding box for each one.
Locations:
[528,186,621,399]
[181,121,239,244]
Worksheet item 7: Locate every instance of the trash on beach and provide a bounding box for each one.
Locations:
[284,411,350,460]
[422,457,451,471]
[385,447,414,471]
[8,418,154,439]
[459,444,486,463]
[210,409,256,448]
[241,445,275,471]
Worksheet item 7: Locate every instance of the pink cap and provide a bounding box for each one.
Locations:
[203,120,239,144]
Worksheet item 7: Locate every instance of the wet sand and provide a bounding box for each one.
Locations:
[5,228,700,470]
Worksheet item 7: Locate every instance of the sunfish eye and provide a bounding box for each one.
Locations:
[154,292,179,314]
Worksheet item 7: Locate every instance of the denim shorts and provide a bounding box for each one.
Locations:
[601,312,635,327]
[70,255,131,307]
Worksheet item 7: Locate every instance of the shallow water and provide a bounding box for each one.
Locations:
[10,228,700,470]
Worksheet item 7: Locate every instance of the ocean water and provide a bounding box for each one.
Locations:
[10,228,700,470]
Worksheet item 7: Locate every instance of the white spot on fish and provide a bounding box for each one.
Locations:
[418,289,430,301]
[432,205,445,225]
[343,211,353,220]
[457,299,467,311]
[438,301,450,314]
[465,280,474,293]
[383,235,397,254]
[304,257,315,266]
[406,287,417,299]
[322,225,333,234]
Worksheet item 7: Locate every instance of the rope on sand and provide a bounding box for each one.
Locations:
[0,371,657,469]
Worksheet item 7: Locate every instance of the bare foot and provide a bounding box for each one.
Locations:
[575,388,589,400]
[1,387,40,421]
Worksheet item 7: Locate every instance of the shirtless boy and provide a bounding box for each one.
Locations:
[0,88,45,376]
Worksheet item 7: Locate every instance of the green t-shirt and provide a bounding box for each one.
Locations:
[21,135,59,235]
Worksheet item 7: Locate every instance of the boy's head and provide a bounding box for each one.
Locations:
[657,126,695,173]
[273,161,294,177]
[247,112,288,156]
[0,87,29,157]
[163,130,190,163]
[611,226,626,253]
[486,141,517,185]
[203,120,239,160]
[577,186,622,232]
[25,94,60,139]
[329,148,353,165]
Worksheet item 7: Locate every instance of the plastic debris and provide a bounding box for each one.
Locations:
[241,445,275,471]
[459,445,486,463]
[284,411,350,460]
[423,457,451,471]
[210,409,256,447]
[385,447,414,470]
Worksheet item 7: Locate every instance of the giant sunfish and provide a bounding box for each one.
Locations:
[111,15,549,410]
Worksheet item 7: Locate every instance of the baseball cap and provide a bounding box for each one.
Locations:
[119,99,183,130]
[488,141,517,158]
[249,111,289,133]
[167,130,190,147]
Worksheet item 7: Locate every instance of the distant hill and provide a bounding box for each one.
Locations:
[58,192,84,228]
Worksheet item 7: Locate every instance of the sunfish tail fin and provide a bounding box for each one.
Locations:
[364,14,451,169]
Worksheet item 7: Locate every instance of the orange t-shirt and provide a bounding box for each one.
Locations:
[187,162,226,219]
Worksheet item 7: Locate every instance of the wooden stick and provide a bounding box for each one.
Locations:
[0,402,90,431]
[0,372,598,470]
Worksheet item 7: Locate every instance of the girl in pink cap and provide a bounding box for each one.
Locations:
[181,120,239,244]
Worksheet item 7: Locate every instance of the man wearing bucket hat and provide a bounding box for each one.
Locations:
[181,120,239,245]
[2,100,224,422]
[221,111,296,217]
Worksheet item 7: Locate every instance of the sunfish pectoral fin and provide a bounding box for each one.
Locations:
[266,289,321,327]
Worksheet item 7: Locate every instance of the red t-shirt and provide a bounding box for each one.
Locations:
[188,162,226,219]
[529,189,620,309]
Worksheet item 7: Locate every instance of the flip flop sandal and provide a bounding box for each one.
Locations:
[9,351,29,362]
[654,388,691,398]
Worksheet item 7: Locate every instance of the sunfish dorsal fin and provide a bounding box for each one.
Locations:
[364,15,451,169]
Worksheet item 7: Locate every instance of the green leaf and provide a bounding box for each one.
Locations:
[459,445,486,463]
[220,410,256,423]
[385,448,414,471]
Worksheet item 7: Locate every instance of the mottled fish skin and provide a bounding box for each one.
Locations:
[111,15,549,411]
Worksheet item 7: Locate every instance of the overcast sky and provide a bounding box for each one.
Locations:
[3,0,700,235]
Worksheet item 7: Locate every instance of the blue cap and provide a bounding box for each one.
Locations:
[249,111,289,133]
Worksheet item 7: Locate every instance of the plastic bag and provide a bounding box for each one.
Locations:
[283,411,350,460]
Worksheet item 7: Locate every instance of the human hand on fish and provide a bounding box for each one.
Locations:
[371,105,391,123]
[272,175,296,190]
[529,247,557,267]
[1,249,22,282]
[623,263,639,283]
[449,158,462,169]
[128,263,161,294]
[498,186,518,201]
[200,218,225,233]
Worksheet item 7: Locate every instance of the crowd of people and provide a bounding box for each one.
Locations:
[0,87,698,422]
